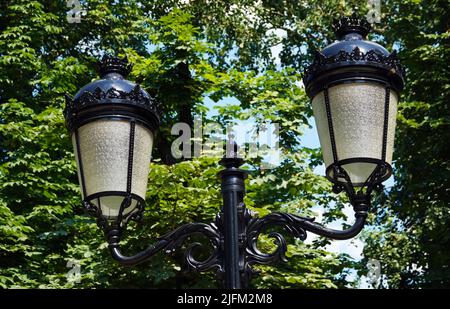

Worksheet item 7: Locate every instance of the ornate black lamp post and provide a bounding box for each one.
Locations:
[64,15,404,289]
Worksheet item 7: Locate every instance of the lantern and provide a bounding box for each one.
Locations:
[303,14,405,189]
[64,56,159,226]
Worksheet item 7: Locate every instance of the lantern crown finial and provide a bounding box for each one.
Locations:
[97,55,133,78]
[332,13,371,39]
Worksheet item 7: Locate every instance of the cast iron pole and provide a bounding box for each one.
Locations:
[219,141,247,288]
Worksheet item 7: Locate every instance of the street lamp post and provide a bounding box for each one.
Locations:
[64,14,404,289]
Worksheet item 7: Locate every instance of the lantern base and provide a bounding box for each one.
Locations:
[83,191,145,224]
[325,158,392,187]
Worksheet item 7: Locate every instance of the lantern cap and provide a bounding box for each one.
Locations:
[303,14,405,98]
[64,55,160,132]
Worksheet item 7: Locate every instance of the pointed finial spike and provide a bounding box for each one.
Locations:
[219,138,245,168]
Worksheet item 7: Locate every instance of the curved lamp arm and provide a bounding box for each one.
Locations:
[301,214,367,240]
[259,209,367,241]
[109,240,168,266]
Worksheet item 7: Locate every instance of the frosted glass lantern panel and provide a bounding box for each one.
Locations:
[72,119,153,218]
[312,83,398,185]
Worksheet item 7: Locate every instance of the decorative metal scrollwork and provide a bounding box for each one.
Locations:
[64,85,159,119]
[239,212,315,284]
[245,212,314,267]
[161,220,223,274]
[304,47,405,83]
